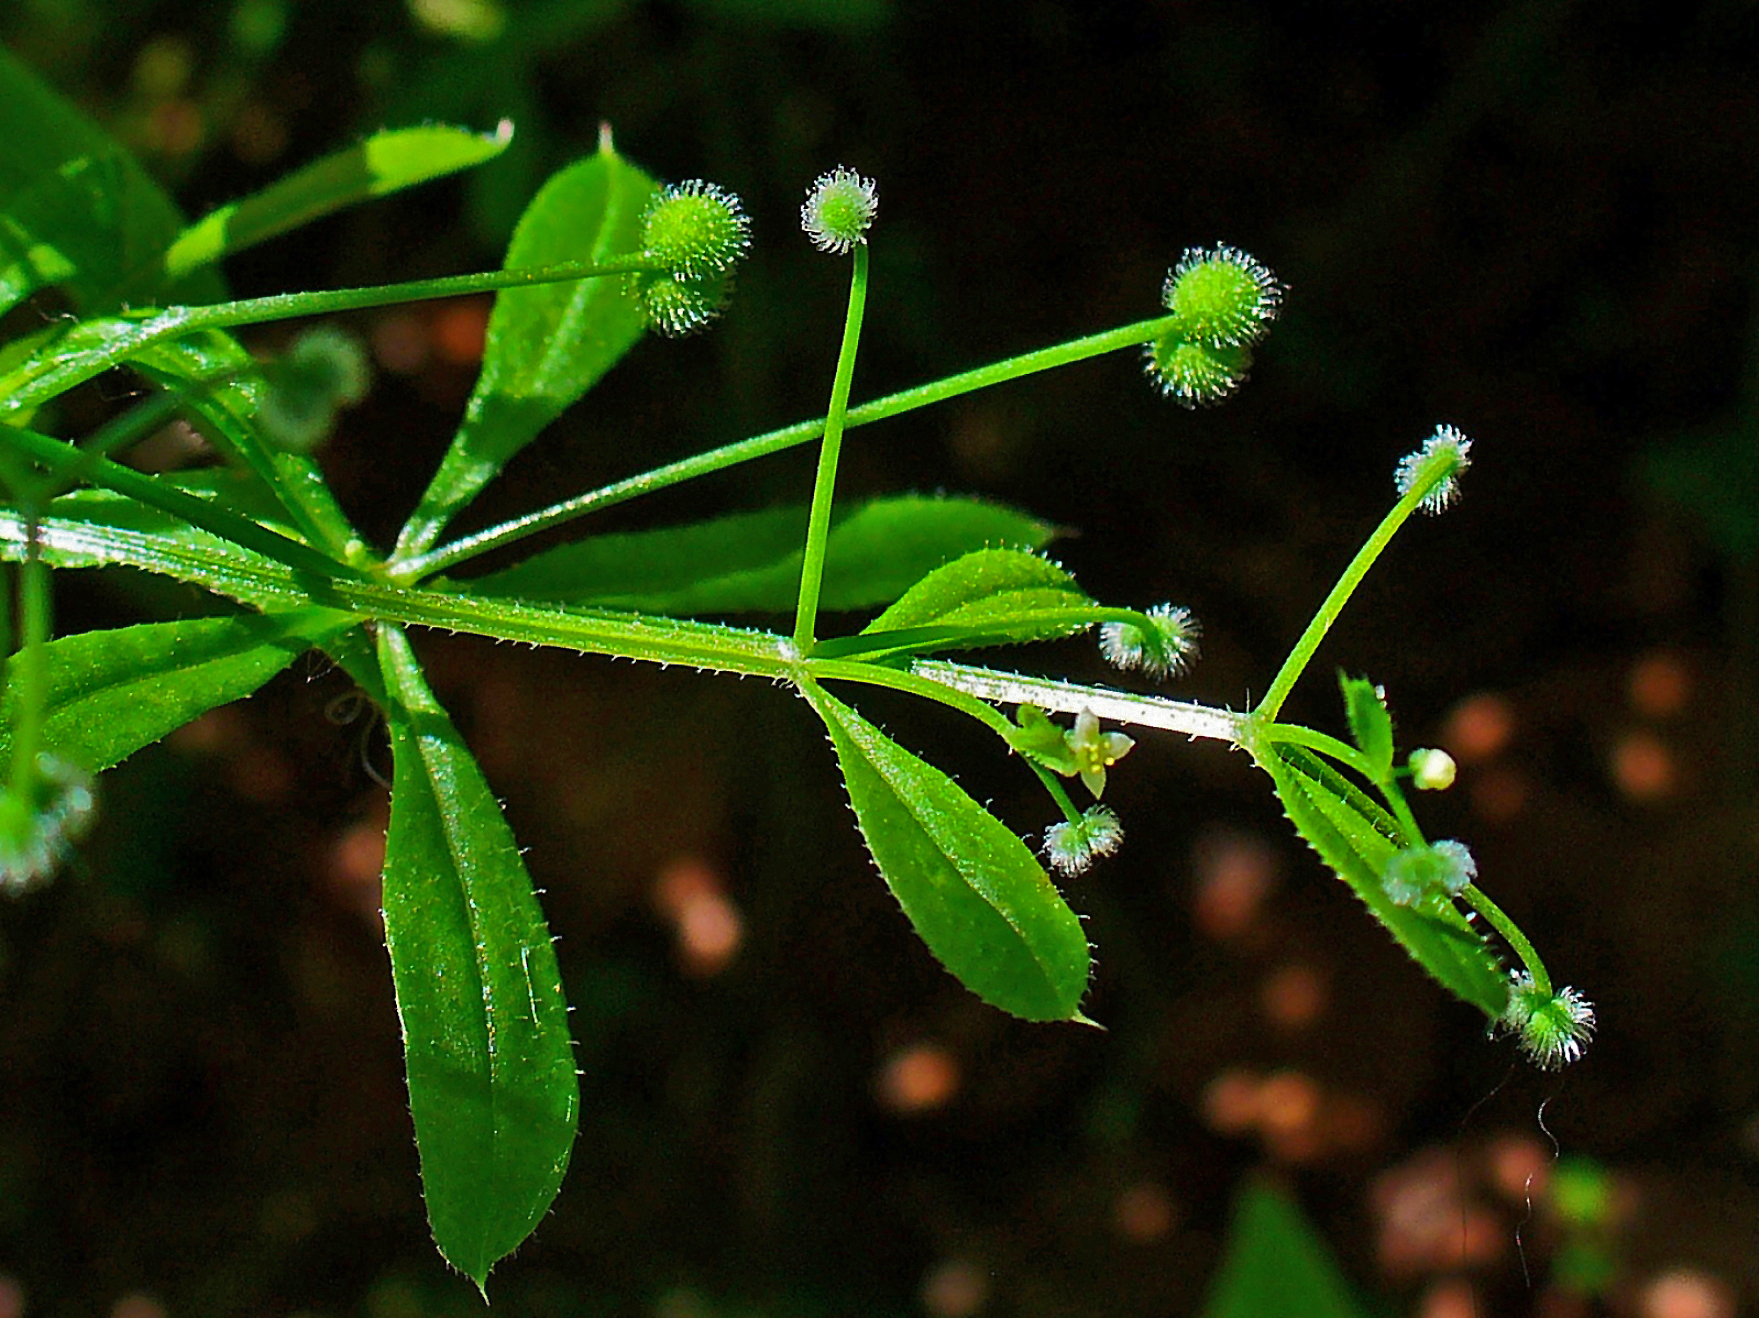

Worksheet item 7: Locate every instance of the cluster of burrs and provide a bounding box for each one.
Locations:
[0,753,95,895]
[631,179,753,336]
[1144,245,1283,406]
[630,165,882,336]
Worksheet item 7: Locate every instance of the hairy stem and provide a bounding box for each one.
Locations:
[794,245,869,651]
[1461,884,1550,998]
[1254,454,1457,722]
[391,312,1183,581]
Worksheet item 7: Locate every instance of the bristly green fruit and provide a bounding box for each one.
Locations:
[1396,424,1474,513]
[1501,972,1596,1069]
[1043,804,1124,876]
[801,166,878,255]
[1380,839,1477,907]
[1161,243,1282,348]
[1144,336,1253,406]
[0,754,95,894]
[640,179,751,279]
[629,178,749,337]
[1099,602,1200,680]
[257,324,372,452]
[634,270,733,337]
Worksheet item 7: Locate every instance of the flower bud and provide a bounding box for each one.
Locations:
[1408,748,1458,791]
[801,166,878,255]
[1099,603,1200,680]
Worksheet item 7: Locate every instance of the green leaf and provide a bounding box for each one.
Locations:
[375,623,578,1292]
[865,548,1083,631]
[1199,1181,1373,1318]
[1,426,353,581]
[1338,672,1395,783]
[467,495,1056,613]
[164,122,516,280]
[1004,705,1080,776]
[1259,742,1507,1017]
[0,45,224,312]
[0,610,355,772]
[811,547,1096,660]
[396,144,657,557]
[125,328,361,555]
[799,678,1090,1022]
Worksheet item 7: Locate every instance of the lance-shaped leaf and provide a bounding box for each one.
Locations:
[0,45,224,313]
[800,678,1090,1022]
[467,495,1055,613]
[163,122,515,280]
[395,144,656,557]
[126,329,361,555]
[1338,672,1395,783]
[812,548,1098,660]
[0,609,356,772]
[1258,742,1507,1017]
[1199,1181,1374,1318]
[375,624,578,1292]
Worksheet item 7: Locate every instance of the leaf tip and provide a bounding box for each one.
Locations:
[1067,1009,1107,1031]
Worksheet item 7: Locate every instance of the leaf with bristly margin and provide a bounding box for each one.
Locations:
[163,122,514,279]
[126,329,361,553]
[375,624,578,1293]
[0,45,224,312]
[800,678,1091,1022]
[1338,672,1395,783]
[1259,742,1507,1018]
[395,144,656,556]
[1198,1181,1374,1318]
[466,495,1056,613]
[0,610,356,772]
[809,548,1098,660]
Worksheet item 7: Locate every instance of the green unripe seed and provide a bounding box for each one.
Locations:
[633,269,732,337]
[801,166,878,255]
[1161,245,1282,348]
[640,180,751,280]
[1144,336,1252,407]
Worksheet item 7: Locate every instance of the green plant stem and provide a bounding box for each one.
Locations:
[1255,721,1376,779]
[1037,769,1085,827]
[1378,779,1426,849]
[810,606,1163,663]
[391,312,1184,582]
[909,659,1248,742]
[7,534,49,803]
[805,655,1017,739]
[1460,884,1550,997]
[794,245,869,652]
[5,426,361,580]
[1253,457,1455,723]
[0,257,663,421]
[81,392,182,462]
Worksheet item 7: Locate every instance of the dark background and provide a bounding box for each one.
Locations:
[3,1,1758,1315]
